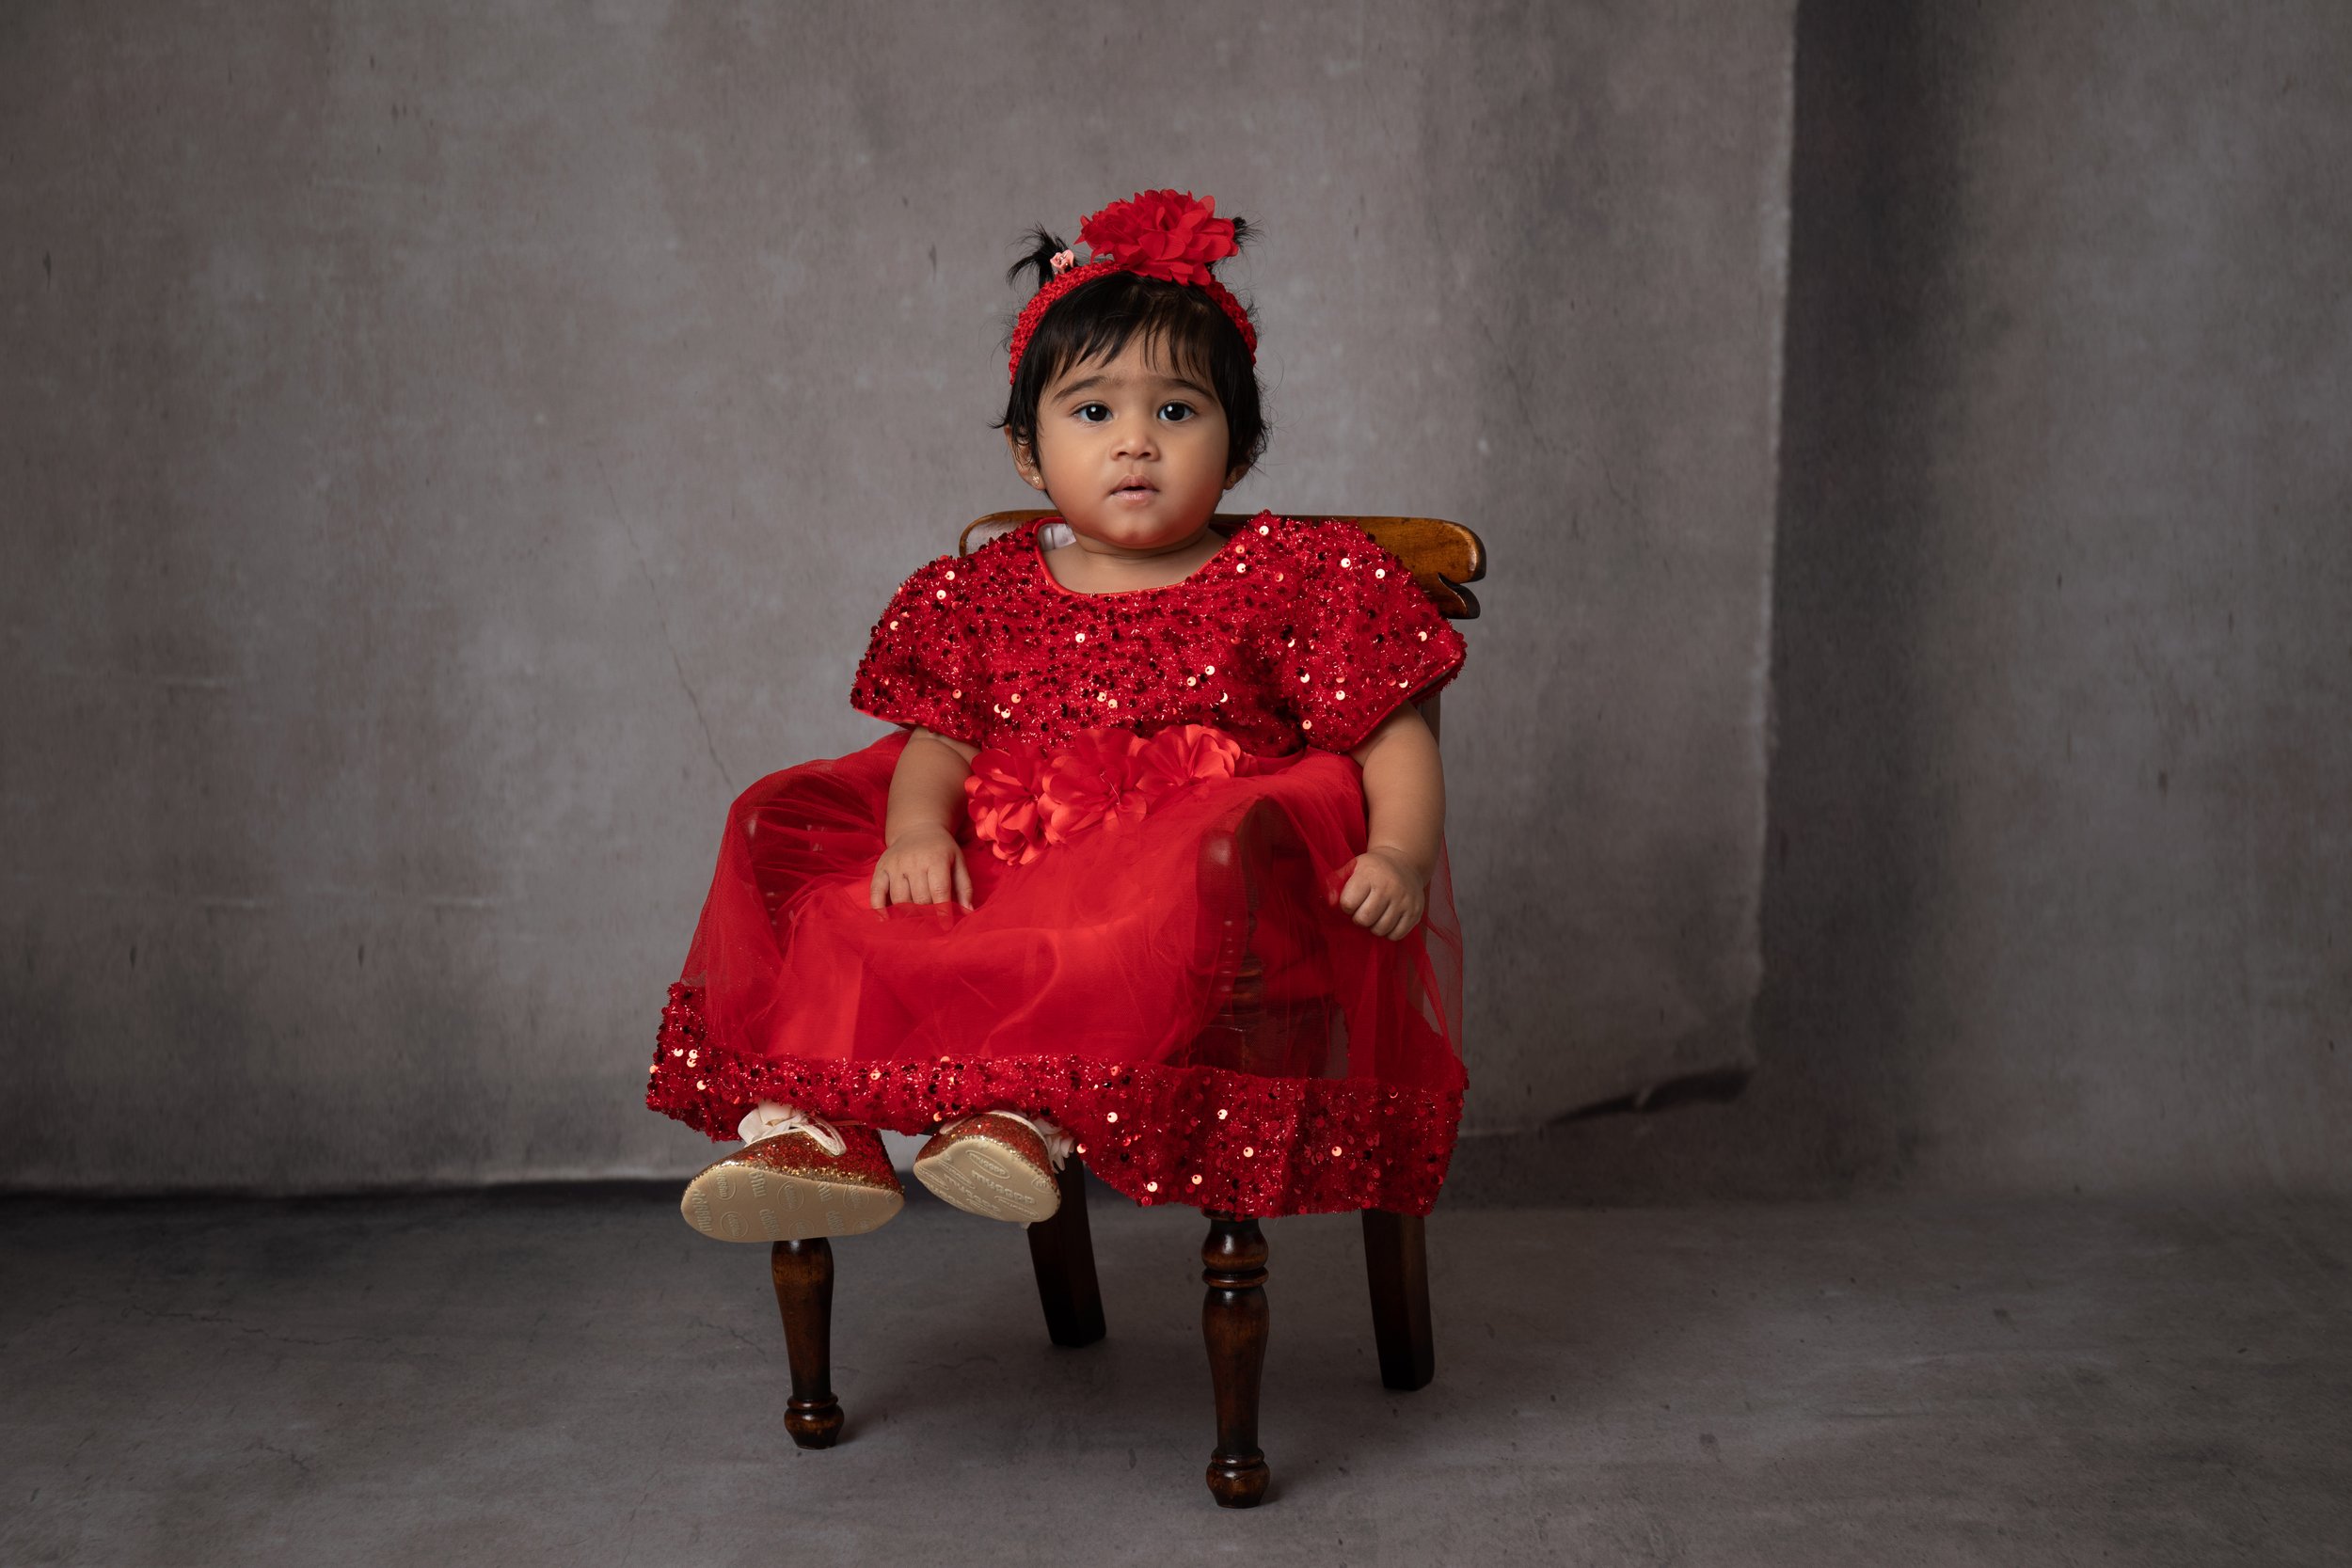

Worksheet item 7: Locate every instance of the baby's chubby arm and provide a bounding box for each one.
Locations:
[1338,705,1447,940]
[871,726,980,911]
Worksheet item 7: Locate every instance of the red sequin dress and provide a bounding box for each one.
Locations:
[644,511,1470,1217]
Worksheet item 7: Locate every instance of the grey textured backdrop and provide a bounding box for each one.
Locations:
[14,3,2342,1201]
[1483,0,2352,1199]
[1,2,1791,1188]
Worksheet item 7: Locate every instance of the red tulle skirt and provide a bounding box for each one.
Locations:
[645,727,1466,1217]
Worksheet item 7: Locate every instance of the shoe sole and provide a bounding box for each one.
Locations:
[912,1139,1060,1224]
[680,1161,904,1243]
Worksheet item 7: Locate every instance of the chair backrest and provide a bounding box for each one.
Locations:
[960,512,1486,620]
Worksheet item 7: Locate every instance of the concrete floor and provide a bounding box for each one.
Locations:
[3,1186,2345,1567]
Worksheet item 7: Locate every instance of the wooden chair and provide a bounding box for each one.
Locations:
[769,512,1486,1507]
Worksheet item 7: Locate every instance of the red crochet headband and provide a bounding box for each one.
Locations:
[1008,189,1259,385]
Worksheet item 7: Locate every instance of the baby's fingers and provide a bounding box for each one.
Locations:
[868,863,891,911]
[1382,894,1426,941]
[953,850,974,911]
[1349,883,1391,928]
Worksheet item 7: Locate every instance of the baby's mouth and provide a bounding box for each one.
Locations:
[1112,475,1159,499]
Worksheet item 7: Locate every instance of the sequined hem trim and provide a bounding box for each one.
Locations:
[644,983,1461,1219]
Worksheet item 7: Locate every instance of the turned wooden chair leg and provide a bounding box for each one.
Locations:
[770,1238,844,1449]
[1361,1209,1436,1391]
[1200,1212,1271,1508]
[1025,1156,1106,1347]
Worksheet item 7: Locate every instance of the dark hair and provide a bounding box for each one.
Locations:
[996,224,1268,479]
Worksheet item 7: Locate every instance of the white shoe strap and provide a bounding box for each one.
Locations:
[737,1101,848,1159]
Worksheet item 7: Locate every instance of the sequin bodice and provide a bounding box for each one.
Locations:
[850,511,1466,756]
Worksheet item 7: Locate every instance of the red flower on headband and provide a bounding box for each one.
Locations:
[1009,190,1258,382]
[1080,190,1237,287]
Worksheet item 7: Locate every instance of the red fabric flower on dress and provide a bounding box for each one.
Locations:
[964,724,1258,863]
[1040,727,1147,844]
[1079,191,1238,287]
[1132,723,1245,804]
[963,743,1048,865]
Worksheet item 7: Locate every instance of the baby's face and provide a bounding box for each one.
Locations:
[1013,336,1240,552]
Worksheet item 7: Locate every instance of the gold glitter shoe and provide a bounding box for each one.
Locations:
[679,1107,904,1243]
[911,1110,1073,1225]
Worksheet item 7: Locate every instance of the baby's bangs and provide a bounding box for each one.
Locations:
[1027,282,1227,391]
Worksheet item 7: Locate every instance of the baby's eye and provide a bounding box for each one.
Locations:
[1158,402,1197,422]
[1075,403,1112,424]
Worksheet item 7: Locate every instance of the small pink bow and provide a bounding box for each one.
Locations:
[1049,249,1076,277]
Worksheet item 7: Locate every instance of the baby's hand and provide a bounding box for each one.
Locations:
[1333,847,1427,941]
[870,825,973,911]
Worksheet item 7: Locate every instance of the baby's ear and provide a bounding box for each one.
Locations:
[1003,427,1047,491]
[1223,460,1252,491]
